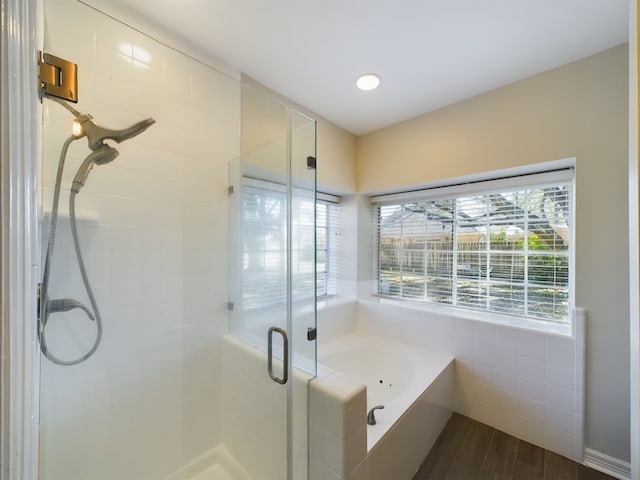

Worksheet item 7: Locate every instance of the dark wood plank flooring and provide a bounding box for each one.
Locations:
[413,413,616,480]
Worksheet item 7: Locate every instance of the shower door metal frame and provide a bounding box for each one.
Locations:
[286,106,317,480]
[285,106,295,480]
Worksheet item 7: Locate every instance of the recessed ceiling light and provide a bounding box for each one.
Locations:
[356,73,380,91]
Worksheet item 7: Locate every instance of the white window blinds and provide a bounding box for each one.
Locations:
[373,169,573,323]
[241,178,339,310]
[316,199,340,297]
[242,180,288,310]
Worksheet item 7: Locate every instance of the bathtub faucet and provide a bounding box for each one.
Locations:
[367,405,385,425]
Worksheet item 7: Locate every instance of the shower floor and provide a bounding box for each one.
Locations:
[168,445,251,480]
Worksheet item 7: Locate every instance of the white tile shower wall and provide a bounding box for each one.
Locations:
[356,299,586,461]
[39,1,240,478]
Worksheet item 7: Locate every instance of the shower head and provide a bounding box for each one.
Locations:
[47,97,155,150]
[69,112,155,194]
[71,144,119,193]
[75,114,156,151]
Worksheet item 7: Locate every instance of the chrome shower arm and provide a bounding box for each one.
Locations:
[47,94,83,118]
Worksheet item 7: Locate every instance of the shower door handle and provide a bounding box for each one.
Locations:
[267,326,289,385]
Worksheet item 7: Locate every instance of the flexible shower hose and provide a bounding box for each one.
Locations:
[39,135,103,366]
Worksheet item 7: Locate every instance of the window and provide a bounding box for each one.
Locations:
[373,169,573,323]
[241,180,288,310]
[316,194,340,297]
[240,177,339,310]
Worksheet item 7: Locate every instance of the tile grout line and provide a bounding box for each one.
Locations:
[509,437,522,479]
[414,414,615,480]
[479,427,496,475]
[445,418,473,480]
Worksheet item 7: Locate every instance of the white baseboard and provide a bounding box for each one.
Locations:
[583,448,631,480]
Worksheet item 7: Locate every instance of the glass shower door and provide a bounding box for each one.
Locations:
[289,108,318,480]
[227,86,317,480]
[39,1,316,479]
[38,0,244,479]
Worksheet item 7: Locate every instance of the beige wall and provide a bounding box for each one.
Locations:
[316,118,357,193]
[241,75,358,193]
[358,44,630,461]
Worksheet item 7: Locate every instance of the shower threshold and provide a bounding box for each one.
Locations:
[187,464,234,480]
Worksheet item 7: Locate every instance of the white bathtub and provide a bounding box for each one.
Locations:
[310,333,454,480]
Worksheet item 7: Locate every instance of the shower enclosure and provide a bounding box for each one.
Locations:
[37,1,316,478]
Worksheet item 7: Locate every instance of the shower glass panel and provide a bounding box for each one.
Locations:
[289,108,318,480]
[228,84,317,479]
[37,1,314,479]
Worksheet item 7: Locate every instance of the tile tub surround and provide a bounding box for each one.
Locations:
[356,299,587,462]
[310,333,454,480]
[309,370,367,480]
[358,363,453,480]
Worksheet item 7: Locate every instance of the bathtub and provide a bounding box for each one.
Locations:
[309,333,454,480]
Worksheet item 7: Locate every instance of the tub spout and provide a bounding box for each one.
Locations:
[367,405,385,425]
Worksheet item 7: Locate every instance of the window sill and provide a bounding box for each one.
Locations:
[367,294,574,338]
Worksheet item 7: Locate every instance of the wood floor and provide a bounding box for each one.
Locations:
[413,413,616,480]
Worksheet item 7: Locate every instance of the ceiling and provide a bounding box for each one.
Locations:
[85,0,628,135]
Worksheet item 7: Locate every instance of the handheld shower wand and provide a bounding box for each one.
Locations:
[71,143,119,193]
[40,97,155,366]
